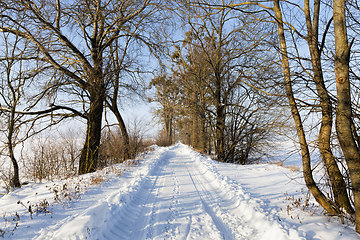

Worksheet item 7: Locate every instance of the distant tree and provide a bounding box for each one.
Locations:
[163,0,282,161]
[170,40,213,152]
[150,74,180,146]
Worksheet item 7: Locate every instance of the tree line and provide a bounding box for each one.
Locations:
[1,0,360,234]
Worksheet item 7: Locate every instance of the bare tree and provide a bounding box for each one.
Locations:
[0,30,70,187]
[0,33,25,188]
[0,0,160,174]
[207,0,356,217]
[270,0,340,215]
[333,0,360,231]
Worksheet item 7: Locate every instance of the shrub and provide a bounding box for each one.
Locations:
[23,131,81,182]
[98,118,154,167]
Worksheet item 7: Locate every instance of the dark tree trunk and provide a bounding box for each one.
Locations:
[9,142,20,188]
[208,129,212,155]
[169,118,173,145]
[10,155,20,188]
[79,30,105,174]
[79,87,104,174]
[190,90,199,149]
[214,71,225,160]
[191,110,198,149]
[8,107,20,188]
[216,100,225,161]
[200,110,207,153]
[164,113,173,145]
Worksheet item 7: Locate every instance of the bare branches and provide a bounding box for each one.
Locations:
[0,0,163,175]
[0,105,86,119]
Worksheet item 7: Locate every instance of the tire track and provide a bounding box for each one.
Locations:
[186,165,235,240]
[98,145,292,240]
[100,161,166,240]
[186,156,261,239]
[99,149,183,240]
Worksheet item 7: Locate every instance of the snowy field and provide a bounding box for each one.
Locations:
[0,144,358,239]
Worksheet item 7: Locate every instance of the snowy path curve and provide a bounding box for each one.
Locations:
[36,144,302,240]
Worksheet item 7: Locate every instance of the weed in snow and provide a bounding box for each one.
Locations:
[0,212,20,238]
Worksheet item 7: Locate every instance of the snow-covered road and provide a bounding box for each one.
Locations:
[1,144,358,239]
[103,147,239,239]
[41,144,300,240]
[101,146,266,240]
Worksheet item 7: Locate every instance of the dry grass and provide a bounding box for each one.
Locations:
[270,161,300,172]
[124,159,140,168]
[90,176,104,185]
[280,190,329,225]
[49,180,85,205]
[112,167,124,176]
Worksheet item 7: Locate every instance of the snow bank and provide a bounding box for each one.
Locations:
[0,143,358,239]
[34,147,170,240]
[181,144,359,240]
[178,145,304,240]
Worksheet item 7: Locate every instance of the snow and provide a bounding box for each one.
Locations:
[0,143,359,239]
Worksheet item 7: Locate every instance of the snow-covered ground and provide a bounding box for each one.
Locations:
[0,144,358,239]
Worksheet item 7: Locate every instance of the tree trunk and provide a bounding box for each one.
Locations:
[9,153,20,188]
[8,136,20,188]
[304,0,353,213]
[273,0,339,215]
[333,0,360,231]
[216,108,225,161]
[215,85,225,161]
[169,117,173,145]
[191,110,197,148]
[311,47,353,213]
[191,90,199,149]
[164,112,172,145]
[109,102,130,160]
[8,105,20,188]
[208,128,212,155]
[79,87,104,174]
[200,109,207,153]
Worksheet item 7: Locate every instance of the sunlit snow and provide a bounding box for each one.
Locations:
[0,144,358,239]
